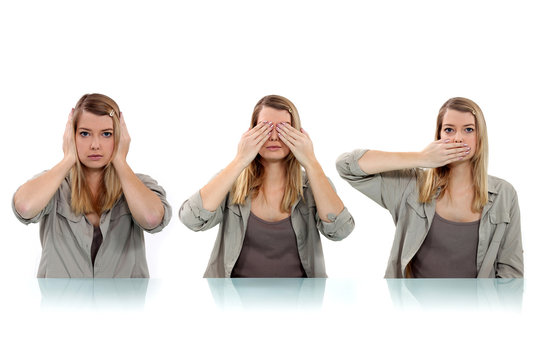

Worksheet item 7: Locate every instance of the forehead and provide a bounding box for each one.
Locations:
[77,110,113,130]
[442,109,475,126]
[257,106,292,124]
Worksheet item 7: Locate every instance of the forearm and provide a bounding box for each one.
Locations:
[304,161,344,223]
[357,150,423,175]
[200,158,246,212]
[13,157,73,219]
[114,161,164,230]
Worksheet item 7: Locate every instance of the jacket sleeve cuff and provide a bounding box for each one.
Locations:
[136,173,172,234]
[11,193,39,225]
[319,206,355,241]
[349,149,371,176]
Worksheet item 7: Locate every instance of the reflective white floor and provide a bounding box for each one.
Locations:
[2,278,538,360]
[35,278,524,312]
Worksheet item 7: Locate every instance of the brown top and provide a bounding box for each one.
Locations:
[180,172,355,278]
[91,226,103,266]
[410,212,480,278]
[336,148,523,278]
[231,212,307,278]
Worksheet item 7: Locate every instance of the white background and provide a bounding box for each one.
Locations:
[1,1,539,359]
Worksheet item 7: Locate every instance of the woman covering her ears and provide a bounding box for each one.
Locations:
[13,93,172,277]
[336,97,523,278]
[180,95,354,278]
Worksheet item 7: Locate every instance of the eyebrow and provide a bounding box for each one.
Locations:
[78,127,114,131]
[443,124,475,127]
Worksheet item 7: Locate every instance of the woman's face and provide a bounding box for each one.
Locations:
[75,111,115,169]
[439,109,477,163]
[256,106,292,162]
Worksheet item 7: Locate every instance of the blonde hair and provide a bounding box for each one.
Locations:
[70,93,123,216]
[418,97,489,212]
[231,95,304,212]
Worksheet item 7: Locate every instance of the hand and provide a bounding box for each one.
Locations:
[419,139,470,168]
[62,108,77,166]
[276,123,317,168]
[113,113,131,166]
[234,121,272,168]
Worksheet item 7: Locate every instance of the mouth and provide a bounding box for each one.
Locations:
[266,146,281,150]
[88,155,103,160]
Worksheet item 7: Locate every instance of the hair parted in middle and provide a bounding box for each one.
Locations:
[230,95,304,212]
[418,97,489,212]
[70,93,123,216]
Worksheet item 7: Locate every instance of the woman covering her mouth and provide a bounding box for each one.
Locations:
[336,97,523,278]
[12,93,172,278]
[180,95,354,278]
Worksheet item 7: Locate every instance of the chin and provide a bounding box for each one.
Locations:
[260,153,289,163]
[81,161,108,170]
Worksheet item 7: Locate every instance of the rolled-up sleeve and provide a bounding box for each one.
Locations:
[12,171,55,225]
[179,190,224,232]
[317,206,355,241]
[336,149,417,218]
[137,174,172,234]
[12,192,54,225]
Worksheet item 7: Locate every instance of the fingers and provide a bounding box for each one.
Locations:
[276,122,300,142]
[244,122,271,147]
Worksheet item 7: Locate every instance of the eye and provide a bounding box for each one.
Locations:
[79,131,90,137]
[465,127,475,133]
[102,131,113,138]
[443,127,454,134]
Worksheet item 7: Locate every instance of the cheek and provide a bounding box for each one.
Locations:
[75,138,84,155]
[104,139,115,157]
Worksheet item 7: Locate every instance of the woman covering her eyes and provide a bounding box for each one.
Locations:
[180,95,354,278]
[12,93,172,278]
[336,97,523,278]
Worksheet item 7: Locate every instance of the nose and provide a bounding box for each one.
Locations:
[90,135,101,150]
[454,131,464,143]
[269,123,279,141]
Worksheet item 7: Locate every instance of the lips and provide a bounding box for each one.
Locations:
[88,154,103,160]
[266,146,281,150]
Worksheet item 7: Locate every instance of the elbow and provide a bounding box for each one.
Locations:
[14,197,34,220]
[143,207,165,230]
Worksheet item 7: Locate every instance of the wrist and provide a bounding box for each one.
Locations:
[232,155,251,170]
[112,157,129,171]
[60,155,76,170]
[303,158,322,174]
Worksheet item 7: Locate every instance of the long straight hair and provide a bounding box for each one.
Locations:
[418,97,489,212]
[230,95,304,213]
[70,93,123,216]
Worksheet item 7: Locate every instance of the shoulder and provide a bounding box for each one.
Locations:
[488,175,518,197]
[135,173,158,183]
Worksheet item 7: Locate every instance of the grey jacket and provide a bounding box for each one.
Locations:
[179,174,355,278]
[13,173,172,278]
[336,149,523,278]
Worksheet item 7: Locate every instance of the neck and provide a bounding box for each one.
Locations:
[83,167,104,195]
[261,159,287,190]
[447,161,474,192]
